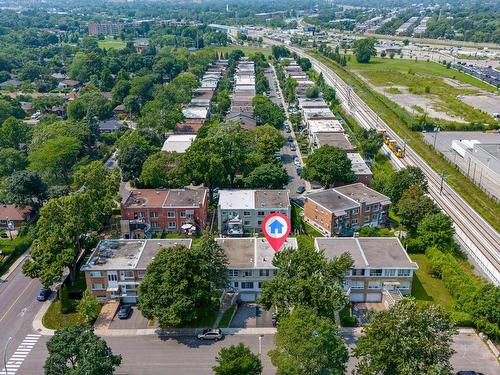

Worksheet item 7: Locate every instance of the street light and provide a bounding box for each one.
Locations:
[258,335,263,357]
[3,336,12,375]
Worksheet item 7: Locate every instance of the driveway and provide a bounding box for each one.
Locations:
[108,306,151,330]
[229,303,275,328]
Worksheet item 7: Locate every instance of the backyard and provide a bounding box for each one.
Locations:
[97,36,126,50]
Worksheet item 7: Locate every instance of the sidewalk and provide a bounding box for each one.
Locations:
[32,295,56,336]
[96,327,277,337]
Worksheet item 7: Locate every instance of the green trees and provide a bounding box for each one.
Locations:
[259,243,352,319]
[243,163,289,189]
[283,77,297,103]
[253,124,284,163]
[353,298,456,375]
[302,145,356,188]
[252,94,286,129]
[77,291,102,323]
[0,117,31,149]
[305,85,320,98]
[44,324,122,375]
[270,306,348,375]
[0,148,28,178]
[69,52,102,82]
[353,38,376,64]
[355,128,384,159]
[417,213,455,250]
[139,151,186,188]
[138,234,227,327]
[381,166,427,204]
[272,46,290,60]
[5,171,47,208]
[117,131,160,181]
[397,185,439,232]
[213,344,262,375]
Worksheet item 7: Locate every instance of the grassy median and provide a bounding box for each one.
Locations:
[309,51,500,232]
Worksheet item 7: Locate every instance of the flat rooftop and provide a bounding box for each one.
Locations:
[82,239,192,271]
[474,143,500,161]
[315,237,418,270]
[182,106,209,119]
[335,183,390,206]
[216,237,298,269]
[305,189,358,216]
[308,119,344,133]
[218,190,290,210]
[123,189,208,209]
[161,134,196,153]
[347,153,372,176]
[298,98,328,108]
[314,132,355,151]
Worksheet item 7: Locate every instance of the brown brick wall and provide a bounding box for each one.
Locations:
[304,198,334,234]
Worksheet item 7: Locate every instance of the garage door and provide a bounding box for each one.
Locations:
[240,293,256,302]
[366,293,382,302]
[349,293,365,302]
[121,296,137,304]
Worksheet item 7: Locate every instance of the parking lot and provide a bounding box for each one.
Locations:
[229,303,275,328]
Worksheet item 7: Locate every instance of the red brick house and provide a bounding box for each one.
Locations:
[120,189,209,238]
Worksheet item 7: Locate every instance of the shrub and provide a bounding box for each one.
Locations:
[450,311,474,327]
[476,319,500,342]
[340,305,356,327]
[403,237,426,254]
[60,288,74,314]
[15,239,31,253]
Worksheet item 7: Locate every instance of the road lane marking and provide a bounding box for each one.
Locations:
[0,278,35,322]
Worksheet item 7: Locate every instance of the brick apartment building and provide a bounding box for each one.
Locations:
[120,189,208,238]
[304,183,390,236]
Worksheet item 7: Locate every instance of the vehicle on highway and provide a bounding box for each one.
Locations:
[197,328,223,341]
[290,143,296,151]
[118,304,132,319]
[287,135,293,142]
[37,288,51,301]
[294,156,300,166]
[296,186,306,194]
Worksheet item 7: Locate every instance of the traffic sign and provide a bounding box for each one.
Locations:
[262,213,291,252]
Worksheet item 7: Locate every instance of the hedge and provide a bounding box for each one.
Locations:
[426,247,499,340]
[340,305,357,327]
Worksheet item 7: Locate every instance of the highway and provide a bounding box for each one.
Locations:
[264,38,500,285]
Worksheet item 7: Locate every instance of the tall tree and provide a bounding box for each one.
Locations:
[5,171,47,209]
[397,185,439,232]
[302,145,356,188]
[243,163,289,189]
[139,151,186,188]
[356,129,384,159]
[354,38,376,63]
[44,324,122,375]
[0,148,28,178]
[0,116,32,149]
[252,125,284,163]
[269,307,348,375]
[417,213,455,250]
[259,243,352,319]
[383,166,427,204]
[213,344,262,375]
[77,291,102,324]
[354,298,456,375]
[252,95,286,129]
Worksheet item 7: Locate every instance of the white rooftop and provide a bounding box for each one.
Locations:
[182,106,209,119]
[308,119,344,134]
[161,134,197,153]
[219,190,255,209]
[347,153,372,175]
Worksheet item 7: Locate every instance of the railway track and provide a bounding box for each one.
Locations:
[283,44,500,284]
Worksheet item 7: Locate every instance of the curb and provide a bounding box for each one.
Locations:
[0,249,30,281]
[32,294,56,336]
[94,327,277,337]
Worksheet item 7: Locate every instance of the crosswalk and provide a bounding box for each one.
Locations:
[0,334,41,375]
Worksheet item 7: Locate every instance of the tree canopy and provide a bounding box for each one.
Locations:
[213,343,262,375]
[354,38,376,64]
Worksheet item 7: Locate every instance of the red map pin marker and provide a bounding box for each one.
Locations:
[262,213,291,252]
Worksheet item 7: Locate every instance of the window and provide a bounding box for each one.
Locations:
[368,281,382,289]
[135,212,145,218]
[364,205,370,212]
[350,281,364,289]
[351,219,358,225]
[244,220,251,226]
[241,282,253,289]
[372,204,380,212]
[259,269,270,277]
[92,283,104,290]
[228,270,239,277]
[137,271,145,279]
[233,282,239,288]
[89,271,102,278]
[0,219,6,225]
[257,220,262,225]
[180,211,186,218]
[352,208,359,215]
[150,222,160,228]
[167,211,175,218]
[124,271,134,279]
[258,282,263,289]
[364,216,370,223]
[149,212,158,218]
[243,211,251,217]
[243,270,252,277]
[384,269,396,277]
[168,222,176,229]
[351,269,364,276]
[372,214,378,221]
[124,284,136,291]
[257,211,265,216]
[398,269,411,277]
[222,211,227,217]
[370,269,383,277]
[398,281,410,290]
[107,273,117,281]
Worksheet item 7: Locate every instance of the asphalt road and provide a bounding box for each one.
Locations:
[0,258,43,374]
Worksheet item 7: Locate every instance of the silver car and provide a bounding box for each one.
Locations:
[197,328,223,341]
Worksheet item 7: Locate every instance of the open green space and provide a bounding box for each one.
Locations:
[310,52,500,232]
[214,45,272,57]
[42,299,87,330]
[410,254,455,310]
[347,57,496,125]
[98,37,126,50]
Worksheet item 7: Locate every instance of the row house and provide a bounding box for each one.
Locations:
[304,183,390,236]
[217,190,291,235]
[316,237,418,304]
[227,58,257,129]
[120,188,209,238]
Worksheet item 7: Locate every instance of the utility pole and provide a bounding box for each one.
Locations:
[433,126,440,149]
[258,335,263,357]
[3,337,12,375]
[439,172,445,194]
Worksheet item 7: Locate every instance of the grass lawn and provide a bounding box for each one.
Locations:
[183,306,218,328]
[0,235,31,275]
[98,37,126,50]
[218,304,237,328]
[291,203,324,237]
[214,45,272,57]
[310,52,500,232]
[410,254,455,310]
[347,57,496,125]
[42,300,86,330]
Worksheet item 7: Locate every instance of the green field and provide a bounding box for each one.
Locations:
[214,45,272,57]
[310,51,500,232]
[347,57,496,125]
[98,37,126,50]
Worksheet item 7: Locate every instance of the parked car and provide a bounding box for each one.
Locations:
[290,143,296,151]
[296,166,303,175]
[285,126,291,133]
[287,135,293,142]
[117,304,132,319]
[296,186,306,194]
[197,328,223,341]
[294,156,301,166]
[37,288,51,302]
